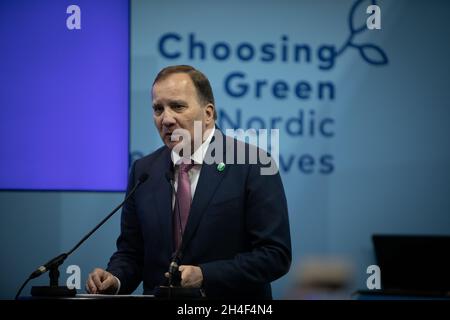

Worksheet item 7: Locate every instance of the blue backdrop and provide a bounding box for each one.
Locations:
[1,0,449,299]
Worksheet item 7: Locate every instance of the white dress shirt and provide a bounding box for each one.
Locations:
[170,127,215,207]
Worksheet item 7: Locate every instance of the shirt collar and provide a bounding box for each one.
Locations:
[171,127,215,166]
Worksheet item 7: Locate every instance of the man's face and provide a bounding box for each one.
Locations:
[152,73,213,151]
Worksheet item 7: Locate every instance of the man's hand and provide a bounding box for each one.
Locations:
[179,265,203,288]
[86,268,119,294]
[165,265,203,288]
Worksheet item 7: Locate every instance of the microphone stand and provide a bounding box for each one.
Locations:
[15,174,149,299]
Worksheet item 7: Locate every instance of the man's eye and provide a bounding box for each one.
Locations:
[173,104,184,110]
[153,106,163,114]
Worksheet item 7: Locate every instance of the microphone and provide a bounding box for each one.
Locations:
[28,253,68,280]
[165,171,182,286]
[15,173,149,300]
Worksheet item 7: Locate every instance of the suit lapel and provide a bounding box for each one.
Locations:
[150,148,174,257]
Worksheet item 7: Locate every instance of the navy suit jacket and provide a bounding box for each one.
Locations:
[107,130,291,299]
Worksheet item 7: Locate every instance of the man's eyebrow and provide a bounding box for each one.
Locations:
[152,99,188,108]
[168,99,188,106]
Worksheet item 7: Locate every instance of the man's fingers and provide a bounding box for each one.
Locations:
[179,266,189,287]
[91,272,103,289]
[99,275,114,291]
[85,269,119,294]
[178,265,202,288]
[86,268,117,294]
[99,269,113,282]
[181,273,192,288]
[86,277,98,294]
[164,272,169,278]
[87,277,97,293]
[167,265,201,288]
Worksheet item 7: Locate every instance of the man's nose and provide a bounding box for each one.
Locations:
[161,109,176,126]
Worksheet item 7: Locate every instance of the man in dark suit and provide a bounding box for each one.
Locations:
[86,65,291,299]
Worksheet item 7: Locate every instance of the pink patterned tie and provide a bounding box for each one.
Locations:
[173,162,194,251]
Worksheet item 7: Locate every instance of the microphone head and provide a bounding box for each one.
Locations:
[138,173,149,183]
[169,261,179,275]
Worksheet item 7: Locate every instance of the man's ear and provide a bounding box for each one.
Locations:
[204,103,215,125]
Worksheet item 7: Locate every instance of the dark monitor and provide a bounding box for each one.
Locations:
[372,235,450,295]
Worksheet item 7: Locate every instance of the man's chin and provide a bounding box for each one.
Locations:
[164,139,178,150]
[163,137,183,150]
[166,141,193,157]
